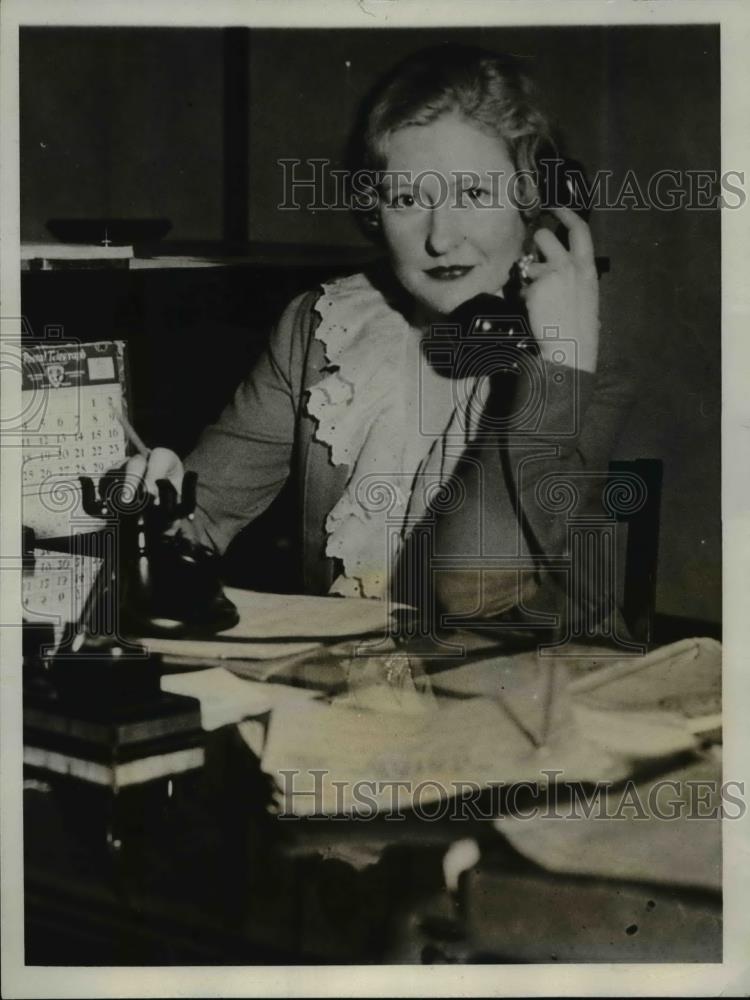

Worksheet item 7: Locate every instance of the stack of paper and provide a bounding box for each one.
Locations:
[256,637,721,816]
[141,588,407,666]
[159,632,721,819]
[221,587,408,639]
[161,667,317,731]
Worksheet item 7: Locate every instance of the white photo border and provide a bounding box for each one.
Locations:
[2,1,748,996]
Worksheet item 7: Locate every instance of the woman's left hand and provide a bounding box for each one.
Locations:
[521,205,600,374]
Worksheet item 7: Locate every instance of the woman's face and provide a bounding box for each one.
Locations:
[378,112,526,320]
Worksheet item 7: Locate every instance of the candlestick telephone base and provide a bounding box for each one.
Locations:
[80,469,239,639]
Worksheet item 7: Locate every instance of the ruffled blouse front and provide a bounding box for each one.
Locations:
[306,272,486,599]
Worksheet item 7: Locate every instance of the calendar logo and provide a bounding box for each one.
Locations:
[45,363,65,388]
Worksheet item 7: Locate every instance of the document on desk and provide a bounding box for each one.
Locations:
[494,748,723,893]
[140,589,408,663]
[159,637,720,816]
[259,637,720,816]
[488,636,723,891]
[429,636,721,744]
[161,666,317,731]
[259,695,699,817]
[143,635,322,662]
[221,587,409,639]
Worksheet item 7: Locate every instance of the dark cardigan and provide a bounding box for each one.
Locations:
[184,271,636,633]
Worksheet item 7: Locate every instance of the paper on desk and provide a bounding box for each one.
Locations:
[141,635,321,661]
[568,636,722,714]
[137,589,407,661]
[259,693,702,817]
[495,756,723,892]
[161,666,317,731]
[429,638,720,701]
[430,637,721,749]
[221,587,408,639]
[259,638,716,816]
[429,649,567,747]
[262,695,531,815]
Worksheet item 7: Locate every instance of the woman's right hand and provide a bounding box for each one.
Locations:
[123,447,185,503]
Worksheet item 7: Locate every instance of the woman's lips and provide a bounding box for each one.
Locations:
[424,265,474,281]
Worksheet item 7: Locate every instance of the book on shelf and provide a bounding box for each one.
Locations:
[23,689,202,748]
[23,725,205,789]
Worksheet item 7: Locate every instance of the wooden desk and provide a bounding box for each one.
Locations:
[23,642,722,965]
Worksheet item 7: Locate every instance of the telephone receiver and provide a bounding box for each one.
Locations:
[536,151,591,219]
[534,150,591,246]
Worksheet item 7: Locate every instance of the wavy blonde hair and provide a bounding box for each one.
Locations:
[349,43,555,232]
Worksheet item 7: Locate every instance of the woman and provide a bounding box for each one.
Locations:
[128,44,634,638]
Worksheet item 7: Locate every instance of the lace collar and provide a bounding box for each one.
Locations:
[306,271,485,599]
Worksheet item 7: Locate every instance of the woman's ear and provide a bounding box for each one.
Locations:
[358,208,385,244]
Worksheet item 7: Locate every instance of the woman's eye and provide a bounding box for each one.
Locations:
[465,186,489,205]
[389,193,417,209]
